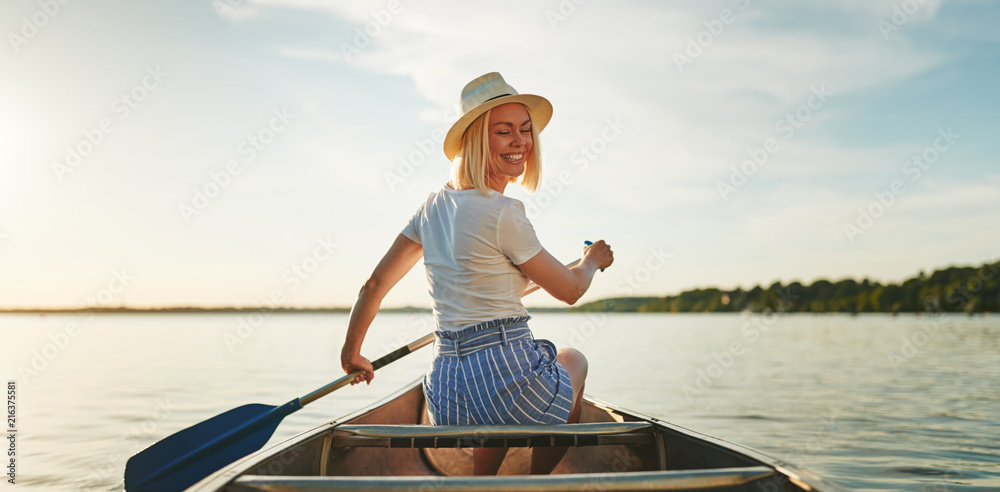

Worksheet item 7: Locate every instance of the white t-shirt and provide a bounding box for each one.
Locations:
[401,184,544,331]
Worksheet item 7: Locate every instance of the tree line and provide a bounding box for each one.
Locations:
[570,261,1000,314]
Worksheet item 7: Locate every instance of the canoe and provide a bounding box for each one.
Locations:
[186,378,846,492]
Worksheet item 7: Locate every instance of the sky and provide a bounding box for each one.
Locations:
[1,0,998,309]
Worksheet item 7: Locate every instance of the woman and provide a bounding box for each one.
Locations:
[340,72,614,475]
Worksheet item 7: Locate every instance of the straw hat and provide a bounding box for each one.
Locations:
[443,72,553,161]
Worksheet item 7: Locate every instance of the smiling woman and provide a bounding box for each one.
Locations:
[339,72,614,476]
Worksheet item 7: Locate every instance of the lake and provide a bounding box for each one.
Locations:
[3,312,998,491]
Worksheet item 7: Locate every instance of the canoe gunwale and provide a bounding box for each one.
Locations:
[330,421,655,448]
[231,466,777,491]
[336,421,653,438]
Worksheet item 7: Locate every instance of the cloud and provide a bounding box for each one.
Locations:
[254,1,948,191]
[241,0,991,291]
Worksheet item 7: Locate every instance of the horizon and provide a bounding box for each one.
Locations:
[2,1,998,311]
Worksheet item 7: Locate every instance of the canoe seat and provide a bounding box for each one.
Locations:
[233,466,776,491]
[330,422,654,448]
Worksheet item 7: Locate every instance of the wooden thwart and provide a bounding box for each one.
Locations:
[330,422,655,448]
[233,467,776,492]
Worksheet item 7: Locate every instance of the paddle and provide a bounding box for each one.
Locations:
[124,257,583,491]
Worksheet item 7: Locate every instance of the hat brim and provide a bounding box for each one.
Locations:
[443,94,552,161]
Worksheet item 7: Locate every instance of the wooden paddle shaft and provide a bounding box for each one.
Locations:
[300,257,583,407]
[300,333,435,406]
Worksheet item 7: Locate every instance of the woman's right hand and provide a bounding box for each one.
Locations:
[583,240,614,271]
[340,348,374,385]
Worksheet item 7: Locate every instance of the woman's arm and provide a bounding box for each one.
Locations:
[340,233,423,384]
[517,240,614,305]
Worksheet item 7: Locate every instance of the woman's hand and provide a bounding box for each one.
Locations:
[340,348,374,385]
[583,239,614,271]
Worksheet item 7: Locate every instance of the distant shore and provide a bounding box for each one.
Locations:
[5,260,996,315]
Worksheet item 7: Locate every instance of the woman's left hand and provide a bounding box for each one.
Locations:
[341,350,374,385]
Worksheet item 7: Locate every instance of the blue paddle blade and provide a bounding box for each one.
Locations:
[124,399,301,491]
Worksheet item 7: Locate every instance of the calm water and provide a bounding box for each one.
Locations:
[3,312,998,491]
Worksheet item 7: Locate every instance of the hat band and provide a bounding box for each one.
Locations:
[483,93,513,103]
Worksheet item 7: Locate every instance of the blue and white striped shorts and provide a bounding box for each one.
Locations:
[423,316,574,426]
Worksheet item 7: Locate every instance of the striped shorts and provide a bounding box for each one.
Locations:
[423,316,574,426]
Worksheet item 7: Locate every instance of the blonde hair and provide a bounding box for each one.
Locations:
[448,105,542,196]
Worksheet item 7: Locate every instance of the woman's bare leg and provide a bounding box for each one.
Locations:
[474,447,509,475]
[530,348,588,475]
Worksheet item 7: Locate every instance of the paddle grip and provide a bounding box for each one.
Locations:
[585,240,605,272]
